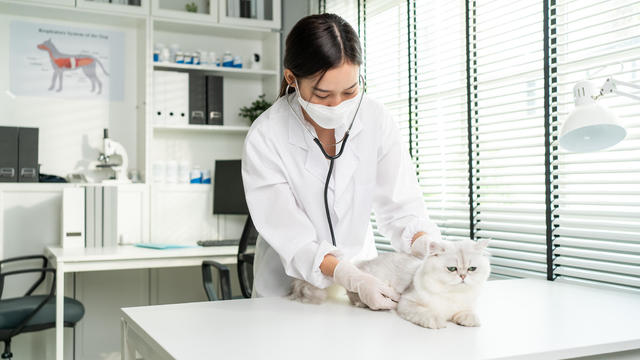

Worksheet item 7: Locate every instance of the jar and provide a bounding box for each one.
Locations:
[175,51,185,64]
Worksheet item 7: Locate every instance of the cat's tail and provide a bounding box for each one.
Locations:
[288,278,327,304]
[95,58,110,76]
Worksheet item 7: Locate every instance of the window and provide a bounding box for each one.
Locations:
[471,1,548,279]
[550,0,640,292]
[322,0,640,293]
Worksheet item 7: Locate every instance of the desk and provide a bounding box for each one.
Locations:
[45,245,238,360]
[120,278,640,360]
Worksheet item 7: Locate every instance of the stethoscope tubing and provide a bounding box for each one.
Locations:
[285,77,365,247]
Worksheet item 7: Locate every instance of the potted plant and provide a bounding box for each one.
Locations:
[239,94,272,123]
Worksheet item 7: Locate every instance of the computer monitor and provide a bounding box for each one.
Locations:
[213,160,249,215]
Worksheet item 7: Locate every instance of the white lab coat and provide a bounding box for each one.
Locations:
[241,93,442,297]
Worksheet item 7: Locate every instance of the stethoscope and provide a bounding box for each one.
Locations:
[285,76,365,247]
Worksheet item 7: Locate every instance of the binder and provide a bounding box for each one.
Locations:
[18,127,39,182]
[189,73,207,125]
[62,187,85,249]
[85,186,95,248]
[0,126,18,182]
[206,75,224,125]
[94,186,103,247]
[103,186,119,247]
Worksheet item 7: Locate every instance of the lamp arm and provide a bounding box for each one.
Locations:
[600,78,640,102]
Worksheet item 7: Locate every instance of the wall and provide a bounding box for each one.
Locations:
[279,0,310,77]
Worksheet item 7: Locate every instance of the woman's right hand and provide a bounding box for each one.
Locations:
[333,260,400,310]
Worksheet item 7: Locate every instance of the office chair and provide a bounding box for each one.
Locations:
[201,260,232,301]
[237,215,257,298]
[201,215,258,301]
[0,255,84,359]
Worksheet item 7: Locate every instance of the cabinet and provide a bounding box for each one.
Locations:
[219,0,281,29]
[76,0,149,15]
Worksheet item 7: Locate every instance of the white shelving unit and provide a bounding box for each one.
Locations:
[76,0,149,16]
[152,123,251,133]
[153,61,277,77]
[0,0,280,185]
[148,6,280,187]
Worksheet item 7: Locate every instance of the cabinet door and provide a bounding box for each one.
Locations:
[20,0,75,6]
[76,0,149,16]
[218,0,281,29]
[151,0,218,23]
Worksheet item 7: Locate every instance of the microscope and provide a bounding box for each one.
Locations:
[97,128,131,183]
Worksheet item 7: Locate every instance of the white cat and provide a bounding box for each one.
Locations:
[396,239,490,329]
[289,239,491,329]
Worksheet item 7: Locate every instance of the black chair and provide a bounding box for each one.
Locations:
[201,215,258,301]
[236,215,258,298]
[0,255,84,359]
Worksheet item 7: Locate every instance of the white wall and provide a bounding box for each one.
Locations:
[0,14,141,183]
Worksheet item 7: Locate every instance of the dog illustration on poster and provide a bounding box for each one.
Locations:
[37,39,109,94]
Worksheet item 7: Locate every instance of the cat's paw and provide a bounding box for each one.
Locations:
[346,291,368,308]
[452,310,481,327]
[415,315,447,329]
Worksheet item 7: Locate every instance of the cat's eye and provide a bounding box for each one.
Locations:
[468,266,477,272]
[447,266,457,272]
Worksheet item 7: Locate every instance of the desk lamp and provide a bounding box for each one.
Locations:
[560,77,639,152]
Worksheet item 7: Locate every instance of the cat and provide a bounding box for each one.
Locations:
[288,239,491,329]
[396,239,490,329]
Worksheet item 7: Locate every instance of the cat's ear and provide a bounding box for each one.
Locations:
[476,239,489,249]
[475,238,491,256]
[428,241,446,257]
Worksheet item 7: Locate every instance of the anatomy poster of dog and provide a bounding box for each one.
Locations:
[10,20,124,101]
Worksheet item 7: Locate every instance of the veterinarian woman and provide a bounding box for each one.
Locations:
[241,13,442,309]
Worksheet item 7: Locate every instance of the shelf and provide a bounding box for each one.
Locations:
[153,62,277,78]
[0,0,147,25]
[152,16,278,40]
[152,124,251,133]
[151,183,211,192]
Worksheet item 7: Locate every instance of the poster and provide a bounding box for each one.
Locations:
[9,20,125,101]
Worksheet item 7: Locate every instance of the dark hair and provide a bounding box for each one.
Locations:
[279,13,363,97]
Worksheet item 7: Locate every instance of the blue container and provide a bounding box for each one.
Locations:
[190,168,202,184]
[202,169,211,184]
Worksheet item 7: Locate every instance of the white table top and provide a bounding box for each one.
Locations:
[121,278,640,360]
[45,244,238,263]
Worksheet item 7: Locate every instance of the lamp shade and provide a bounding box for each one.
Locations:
[559,80,626,152]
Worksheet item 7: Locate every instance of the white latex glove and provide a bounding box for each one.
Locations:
[410,234,430,258]
[333,261,400,310]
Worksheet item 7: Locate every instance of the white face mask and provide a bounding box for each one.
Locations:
[295,79,360,129]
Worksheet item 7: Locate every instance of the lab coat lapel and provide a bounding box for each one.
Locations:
[287,110,330,185]
[333,115,363,220]
[287,101,365,194]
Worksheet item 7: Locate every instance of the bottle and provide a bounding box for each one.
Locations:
[190,166,203,184]
[232,56,243,69]
[175,51,185,64]
[202,169,211,184]
[222,51,233,67]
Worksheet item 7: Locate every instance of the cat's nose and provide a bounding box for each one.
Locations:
[460,274,467,280]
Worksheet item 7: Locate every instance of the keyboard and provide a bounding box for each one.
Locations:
[197,239,240,247]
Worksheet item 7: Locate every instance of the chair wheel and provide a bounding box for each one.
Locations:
[1,352,12,359]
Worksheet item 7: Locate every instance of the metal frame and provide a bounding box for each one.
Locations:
[544,0,558,281]
[465,0,478,240]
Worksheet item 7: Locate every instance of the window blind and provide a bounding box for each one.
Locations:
[470,0,548,279]
[415,0,471,244]
[323,0,359,32]
[550,0,640,293]
[324,0,640,292]
[363,0,411,251]
[323,0,410,251]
